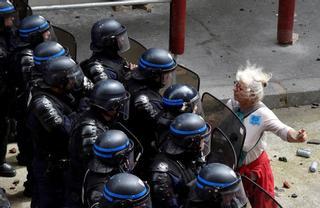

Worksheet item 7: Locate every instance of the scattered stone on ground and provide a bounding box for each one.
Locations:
[283,181,291,189]
[278,157,288,162]
[291,193,298,198]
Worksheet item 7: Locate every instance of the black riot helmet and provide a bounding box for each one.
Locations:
[90,18,130,54]
[195,163,248,207]
[100,173,152,208]
[163,113,211,157]
[18,15,52,45]
[163,84,203,116]
[42,56,84,92]
[134,48,177,88]
[90,79,130,120]
[88,130,135,173]
[0,1,16,30]
[33,41,68,68]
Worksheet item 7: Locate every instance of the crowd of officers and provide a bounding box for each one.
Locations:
[0,1,249,208]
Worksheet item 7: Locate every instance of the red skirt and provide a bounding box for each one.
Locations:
[238,151,276,208]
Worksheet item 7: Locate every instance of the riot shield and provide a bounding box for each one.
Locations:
[175,64,200,91]
[52,25,77,61]
[206,127,237,169]
[201,92,245,167]
[109,122,144,168]
[241,175,283,208]
[121,38,147,64]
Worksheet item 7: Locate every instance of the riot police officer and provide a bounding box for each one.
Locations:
[0,0,17,177]
[150,113,211,208]
[155,84,203,149]
[33,41,94,112]
[99,173,152,208]
[67,79,130,207]
[82,130,136,208]
[27,56,84,208]
[10,15,53,167]
[185,163,248,208]
[81,18,132,83]
[126,48,177,177]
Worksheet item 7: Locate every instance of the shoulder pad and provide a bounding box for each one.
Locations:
[20,48,33,56]
[32,96,63,129]
[151,158,169,173]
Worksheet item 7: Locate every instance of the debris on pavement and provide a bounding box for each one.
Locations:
[307,139,320,145]
[296,148,311,158]
[283,181,291,189]
[278,157,288,162]
[309,161,318,173]
[291,193,298,198]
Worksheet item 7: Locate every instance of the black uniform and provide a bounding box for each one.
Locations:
[150,113,211,208]
[82,129,136,208]
[185,163,248,208]
[0,0,17,178]
[81,18,131,83]
[126,48,177,179]
[67,79,130,207]
[26,56,83,208]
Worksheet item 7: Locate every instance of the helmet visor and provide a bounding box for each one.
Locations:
[116,30,130,54]
[196,177,248,208]
[66,65,84,92]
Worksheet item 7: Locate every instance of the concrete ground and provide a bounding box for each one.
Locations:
[29,0,320,108]
[0,104,319,208]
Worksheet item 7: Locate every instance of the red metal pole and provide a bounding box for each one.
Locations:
[277,0,296,44]
[169,0,186,55]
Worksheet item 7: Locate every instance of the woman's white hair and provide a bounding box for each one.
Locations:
[236,61,272,101]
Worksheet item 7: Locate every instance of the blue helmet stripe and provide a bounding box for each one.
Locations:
[170,125,207,136]
[93,140,129,153]
[197,175,240,189]
[139,58,175,70]
[33,48,66,62]
[19,21,49,34]
[163,97,184,106]
[103,186,147,200]
[0,6,15,12]
[93,149,113,158]
[195,181,204,189]
[103,192,114,202]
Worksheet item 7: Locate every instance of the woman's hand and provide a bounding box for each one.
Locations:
[287,129,308,143]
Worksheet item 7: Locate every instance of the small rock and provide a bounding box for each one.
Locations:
[283,181,291,189]
[12,179,19,186]
[240,8,245,11]
[9,147,16,154]
[274,155,277,158]
[278,157,287,162]
[300,162,303,165]
[74,16,80,19]
[316,58,320,61]
[272,50,276,53]
[291,193,298,198]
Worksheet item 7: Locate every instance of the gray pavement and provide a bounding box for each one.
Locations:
[29,0,320,109]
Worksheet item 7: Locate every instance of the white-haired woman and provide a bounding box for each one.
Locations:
[227,62,307,204]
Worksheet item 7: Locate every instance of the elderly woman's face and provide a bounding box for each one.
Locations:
[233,81,252,104]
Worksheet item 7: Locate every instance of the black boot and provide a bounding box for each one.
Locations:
[0,163,16,177]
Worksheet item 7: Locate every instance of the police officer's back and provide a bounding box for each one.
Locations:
[150,113,211,208]
[81,18,131,83]
[27,56,84,208]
